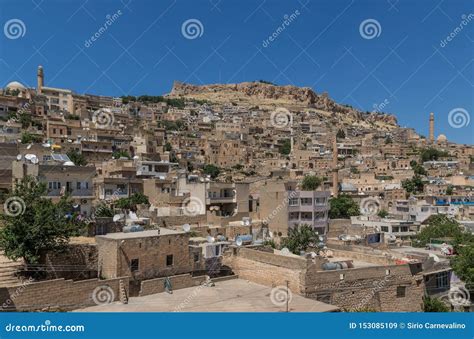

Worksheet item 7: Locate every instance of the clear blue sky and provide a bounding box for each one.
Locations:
[1,0,473,144]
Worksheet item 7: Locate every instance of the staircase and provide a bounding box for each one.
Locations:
[0,253,26,288]
[119,279,128,304]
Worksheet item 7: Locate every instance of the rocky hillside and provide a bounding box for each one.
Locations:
[168,81,398,127]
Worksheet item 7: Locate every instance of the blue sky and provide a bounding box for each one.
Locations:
[0,0,473,144]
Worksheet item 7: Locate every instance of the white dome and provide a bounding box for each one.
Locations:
[5,81,26,90]
[437,134,447,142]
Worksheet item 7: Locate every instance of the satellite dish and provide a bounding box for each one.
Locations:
[182,223,191,232]
[16,154,22,161]
[281,247,290,255]
[236,237,243,247]
[63,161,74,166]
[133,155,139,160]
[42,143,51,148]
[206,235,215,243]
[113,214,124,222]
[26,144,32,149]
[31,156,39,164]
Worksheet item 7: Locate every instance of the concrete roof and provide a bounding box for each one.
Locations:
[96,228,184,240]
[76,278,339,312]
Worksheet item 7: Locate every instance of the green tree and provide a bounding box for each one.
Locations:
[112,150,130,159]
[203,164,221,179]
[377,209,388,218]
[94,203,114,217]
[20,132,42,144]
[336,129,346,139]
[451,244,474,289]
[301,175,322,191]
[329,195,360,219]
[280,139,291,155]
[281,224,319,255]
[0,176,84,264]
[446,185,454,195]
[423,296,450,312]
[420,148,449,162]
[414,215,464,247]
[410,160,427,176]
[402,175,424,195]
[164,142,172,152]
[67,149,88,166]
[115,193,150,211]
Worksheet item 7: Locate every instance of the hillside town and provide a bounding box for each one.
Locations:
[0,65,472,312]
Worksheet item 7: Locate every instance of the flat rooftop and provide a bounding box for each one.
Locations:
[96,228,184,240]
[76,278,339,312]
[328,256,378,268]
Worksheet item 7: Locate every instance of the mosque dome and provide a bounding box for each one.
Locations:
[437,134,447,143]
[5,81,26,90]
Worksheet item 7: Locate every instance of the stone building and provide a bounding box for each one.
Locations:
[223,247,425,312]
[96,228,193,294]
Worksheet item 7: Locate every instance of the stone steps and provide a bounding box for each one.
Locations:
[0,252,26,288]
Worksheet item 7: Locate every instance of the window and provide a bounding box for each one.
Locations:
[396,286,406,297]
[166,255,173,266]
[381,226,389,232]
[194,253,200,263]
[301,198,312,205]
[289,198,299,206]
[130,258,139,272]
[315,198,326,205]
[436,271,449,288]
[76,182,81,190]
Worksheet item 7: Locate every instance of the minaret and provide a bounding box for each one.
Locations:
[332,135,338,197]
[429,112,434,144]
[37,65,44,93]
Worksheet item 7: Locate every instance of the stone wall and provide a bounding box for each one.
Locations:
[37,244,98,281]
[224,247,424,312]
[139,273,206,296]
[0,277,128,312]
[222,248,308,294]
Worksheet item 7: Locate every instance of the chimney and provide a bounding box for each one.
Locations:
[37,65,44,93]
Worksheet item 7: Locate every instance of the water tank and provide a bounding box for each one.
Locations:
[322,262,339,270]
[123,224,144,233]
[235,234,253,244]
